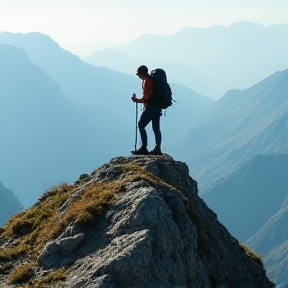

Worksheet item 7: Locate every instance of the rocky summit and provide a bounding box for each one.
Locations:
[0,155,273,288]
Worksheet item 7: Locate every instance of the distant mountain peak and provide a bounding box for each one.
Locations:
[229,21,264,27]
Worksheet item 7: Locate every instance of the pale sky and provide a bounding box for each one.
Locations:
[0,0,288,55]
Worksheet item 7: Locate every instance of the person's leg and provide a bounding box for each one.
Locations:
[138,108,153,147]
[151,109,162,152]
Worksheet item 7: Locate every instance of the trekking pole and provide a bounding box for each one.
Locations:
[134,102,138,151]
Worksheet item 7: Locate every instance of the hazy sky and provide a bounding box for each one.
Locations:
[0,0,287,55]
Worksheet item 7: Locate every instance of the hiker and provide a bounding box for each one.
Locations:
[131,65,162,155]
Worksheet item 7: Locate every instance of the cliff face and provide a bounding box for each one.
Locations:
[0,155,272,288]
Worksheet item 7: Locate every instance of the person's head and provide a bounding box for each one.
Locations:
[136,65,149,80]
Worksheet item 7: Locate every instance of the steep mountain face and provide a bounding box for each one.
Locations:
[202,154,288,242]
[0,156,272,288]
[0,183,23,227]
[246,196,288,284]
[0,32,140,120]
[176,68,288,189]
[109,22,288,98]
[0,43,131,207]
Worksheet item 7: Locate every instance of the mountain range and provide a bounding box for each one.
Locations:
[0,28,287,285]
[85,21,288,99]
[0,32,215,139]
[202,154,288,242]
[0,182,23,227]
[0,33,215,207]
[175,68,288,190]
[0,32,139,120]
[201,153,288,283]
[246,193,288,284]
[0,43,131,207]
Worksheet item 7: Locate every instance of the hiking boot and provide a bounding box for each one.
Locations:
[131,146,149,155]
[149,147,162,156]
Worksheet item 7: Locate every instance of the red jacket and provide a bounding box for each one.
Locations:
[142,77,154,108]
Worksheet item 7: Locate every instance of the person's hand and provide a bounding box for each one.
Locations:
[131,93,137,102]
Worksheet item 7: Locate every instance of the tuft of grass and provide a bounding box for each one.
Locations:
[7,264,34,285]
[32,268,66,287]
[122,163,164,186]
[239,243,264,268]
[0,246,28,262]
[3,184,74,239]
[64,182,120,225]
[0,184,75,265]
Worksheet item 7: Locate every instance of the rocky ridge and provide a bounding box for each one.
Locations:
[0,155,273,287]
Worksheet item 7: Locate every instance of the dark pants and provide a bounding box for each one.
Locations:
[138,104,162,148]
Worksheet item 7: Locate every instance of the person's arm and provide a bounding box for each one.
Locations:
[131,93,145,103]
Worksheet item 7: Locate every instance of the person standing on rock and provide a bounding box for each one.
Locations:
[131,65,162,156]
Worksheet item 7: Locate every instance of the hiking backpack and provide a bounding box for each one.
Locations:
[150,68,173,109]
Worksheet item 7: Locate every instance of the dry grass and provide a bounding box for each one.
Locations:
[0,162,164,286]
[7,263,34,285]
[32,268,66,287]
[239,243,264,268]
[63,182,118,225]
[0,184,75,264]
[122,163,167,187]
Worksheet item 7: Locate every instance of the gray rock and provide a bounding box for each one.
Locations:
[91,274,117,288]
[6,155,271,288]
[38,232,84,268]
[61,223,82,238]
[61,155,272,288]
[58,188,83,214]
[71,274,117,288]
[60,233,85,253]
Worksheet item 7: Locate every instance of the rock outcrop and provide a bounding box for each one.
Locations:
[0,155,273,288]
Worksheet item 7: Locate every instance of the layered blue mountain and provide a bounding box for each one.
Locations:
[246,195,288,284]
[86,22,288,99]
[176,68,288,189]
[0,32,139,120]
[0,182,23,227]
[0,43,131,207]
[202,154,288,242]
[0,32,215,145]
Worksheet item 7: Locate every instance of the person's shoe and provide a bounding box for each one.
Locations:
[149,147,162,156]
[131,146,149,155]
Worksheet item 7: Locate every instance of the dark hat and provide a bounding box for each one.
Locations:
[136,65,148,75]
